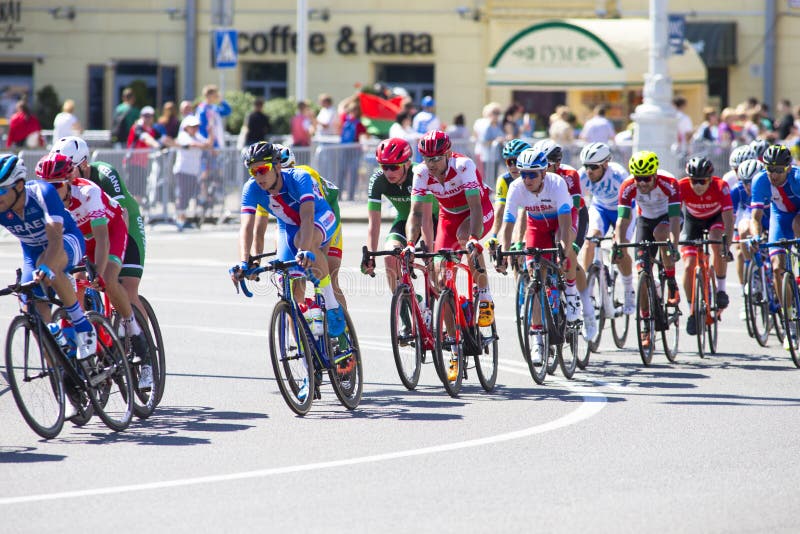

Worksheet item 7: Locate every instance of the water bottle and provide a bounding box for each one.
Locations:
[460,296,473,326]
[423,308,432,330]
[62,324,77,358]
[48,322,68,350]
[309,306,324,338]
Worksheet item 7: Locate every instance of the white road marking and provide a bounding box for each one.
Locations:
[0,365,607,506]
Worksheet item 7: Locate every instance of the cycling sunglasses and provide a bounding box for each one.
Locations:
[690,178,710,185]
[48,180,69,190]
[249,162,273,176]
[520,170,545,180]
[766,165,789,174]
[585,164,602,171]
[423,155,445,163]
[634,174,654,183]
[505,158,517,167]
[380,162,406,172]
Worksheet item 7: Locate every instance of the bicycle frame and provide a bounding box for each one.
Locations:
[680,233,726,328]
[587,236,617,319]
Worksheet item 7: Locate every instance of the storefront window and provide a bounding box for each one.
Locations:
[0,62,33,121]
[375,64,433,106]
[242,62,287,99]
[87,65,105,130]
[115,62,158,107]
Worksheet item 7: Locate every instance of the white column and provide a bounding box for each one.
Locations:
[296,0,308,102]
[631,0,679,175]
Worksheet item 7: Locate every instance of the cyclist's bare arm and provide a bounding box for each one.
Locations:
[406,199,424,245]
[750,208,764,238]
[421,201,435,247]
[668,215,681,244]
[615,216,631,244]
[466,193,483,240]
[253,212,269,257]
[239,212,256,263]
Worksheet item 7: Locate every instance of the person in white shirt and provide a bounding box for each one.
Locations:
[579,104,616,144]
[52,99,82,140]
[173,115,211,230]
[673,96,694,150]
[315,93,339,138]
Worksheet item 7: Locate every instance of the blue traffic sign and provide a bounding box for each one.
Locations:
[213,29,238,69]
[668,14,685,56]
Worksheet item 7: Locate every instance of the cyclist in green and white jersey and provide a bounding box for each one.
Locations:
[52,136,147,316]
[362,137,437,292]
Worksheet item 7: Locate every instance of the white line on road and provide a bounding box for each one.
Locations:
[0,366,606,506]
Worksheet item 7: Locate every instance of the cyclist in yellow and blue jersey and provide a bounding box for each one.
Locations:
[484,139,530,252]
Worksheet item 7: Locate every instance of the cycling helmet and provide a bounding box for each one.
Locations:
[376,137,412,164]
[531,139,562,162]
[629,150,659,175]
[241,141,277,167]
[35,153,74,181]
[501,138,531,160]
[515,148,549,171]
[418,130,451,157]
[274,144,296,167]
[580,142,612,165]
[762,144,793,167]
[728,145,754,169]
[52,136,90,166]
[736,159,764,183]
[685,156,714,178]
[0,154,27,188]
[750,138,771,161]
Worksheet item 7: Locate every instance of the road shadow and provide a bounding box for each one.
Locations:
[0,446,66,464]
[585,359,708,390]
[657,391,800,407]
[302,386,467,421]
[49,405,267,446]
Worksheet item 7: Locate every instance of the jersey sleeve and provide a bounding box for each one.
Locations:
[730,185,742,213]
[495,175,510,204]
[456,157,481,197]
[38,182,65,226]
[367,171,384,211]
[666,177,681,217]
[553,176,574,215]
[617,178,636,219]
[84,185,109,227]
[291,169,316,204]
[502,180,523,223]
[750,173,769,210]
[411,167,430,201]
[563,169,582,208]
[719,181,733,211]
[240,179,261,215]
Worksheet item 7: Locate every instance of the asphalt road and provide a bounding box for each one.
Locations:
[1,223,799,533]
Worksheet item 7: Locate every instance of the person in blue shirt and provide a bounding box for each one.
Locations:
[0,154,96,360]
[231,142,345,336]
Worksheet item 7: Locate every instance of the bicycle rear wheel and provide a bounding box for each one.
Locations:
[636,273,656,366]
[5,316,65,439]
[434,290,463,397]
[660,277,680,363]
[390,285,422,390]
[781,271,800,367]
[560,321,581,379]
[328,308,363,410]
[515,270,529,354]
[746,263,771,347]
[694,271,706,358]
[707,274,718,354]
[86,312,134,431]
[473,294,498,392]
[742,261,754,339]
[585,267,603,353]
[546,298,562,376]
[52,309,93,426]
[140,296,166,405]
[523,288,548,385]
[269,300,315,416]
[114,306,158,419]
[610,266,630,349]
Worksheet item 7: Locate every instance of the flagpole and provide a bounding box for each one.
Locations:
[296,0,307,102]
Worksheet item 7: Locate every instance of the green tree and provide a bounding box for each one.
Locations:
[262,97,299,135]
[223,90,254,134]
[34,85,61,128]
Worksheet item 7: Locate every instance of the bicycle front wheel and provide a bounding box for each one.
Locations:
[114,306,158,420]
[269,300,314,416]
[5,316,65,439]
[636,273,656,366]
[86,312,134,431]
[707,273,719,354]
[585,267,603,353]
[661,277,680,363]
[746,263,771,347]
[515,270,529,353]
[140,296,166,405]
[434,290,463,397]
[390,285,423,390]
[610,266,630,349]
[694,270,706,358]
[473,295,498,392]
[560,321,581,379]
[781,271,800,367]
[523,288,548,385]
[546,299,562,376]
[328,308,363,410]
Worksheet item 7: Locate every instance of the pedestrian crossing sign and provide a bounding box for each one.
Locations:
[213,29,238,69]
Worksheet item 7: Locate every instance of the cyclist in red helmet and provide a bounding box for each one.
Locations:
[407,130,496,326]
[362,138,437,292]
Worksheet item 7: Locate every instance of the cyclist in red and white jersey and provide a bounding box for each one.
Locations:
[37,153,153,389]
[677,156,734,335]
[407,130,495,326]
[615,150,682,304]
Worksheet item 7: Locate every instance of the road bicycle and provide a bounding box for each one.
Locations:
[761,238,800,367]
[585,235,629,356]
[741,237,784,347]
[495,244,582,382]
[234,252,362,415]
[431,248,498,397]
[2,269,133,438]
[361,244,438,390]
[73,260,164,419]
[678,232,727,358]
[612,241,680,366]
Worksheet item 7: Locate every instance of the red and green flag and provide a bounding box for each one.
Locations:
[359,92,403,137]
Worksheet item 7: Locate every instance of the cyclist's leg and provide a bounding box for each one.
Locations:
[384,218,407,294]
[120,220,146,318]
[708,216,727,303]
[769,210,792,303]
[327,225,345,309]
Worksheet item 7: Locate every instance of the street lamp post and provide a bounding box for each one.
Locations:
[632,0,679,175]
[296,0,308,102]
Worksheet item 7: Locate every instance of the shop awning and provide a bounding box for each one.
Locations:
[685,22,737,68]
[486,19,707,88]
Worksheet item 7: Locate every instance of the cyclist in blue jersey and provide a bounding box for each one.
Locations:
[750,145,800,310]
[0,154,96,360]
[731,158,767,320]
[231,142,346,335]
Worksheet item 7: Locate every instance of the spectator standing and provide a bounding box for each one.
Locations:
[446,114,470,140]
[412,95,441,134]
[339,101,368,200]
[155,101,180,139]
[717,107,738,144]
[502,103,523,139]
[693,107,720,143]
[673,96,693,149]
[315,93,339,138]
[173,115,212,230]
[579,104,616,143]
[179,100,195,121]
[481,104,506,178]
[473,102,502,171]
[290,100,315,147]
[776,99,794,140]
[112,88,140,147]
[52,99,82,140]
[389,111,419,143]
[549,106,575,145]
[243,97,271,146]
[196,84,231,149]
[124,105,163,203]
[758,102,775,132]
[6,100,43,148]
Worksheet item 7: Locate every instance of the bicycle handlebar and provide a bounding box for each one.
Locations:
[586,235,615,245]
[233,255,319,298]
[493,244,564,274]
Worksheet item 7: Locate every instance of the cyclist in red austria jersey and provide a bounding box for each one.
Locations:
[615,151,682,305]
[406,131,495,326]
[678,157,734,335]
